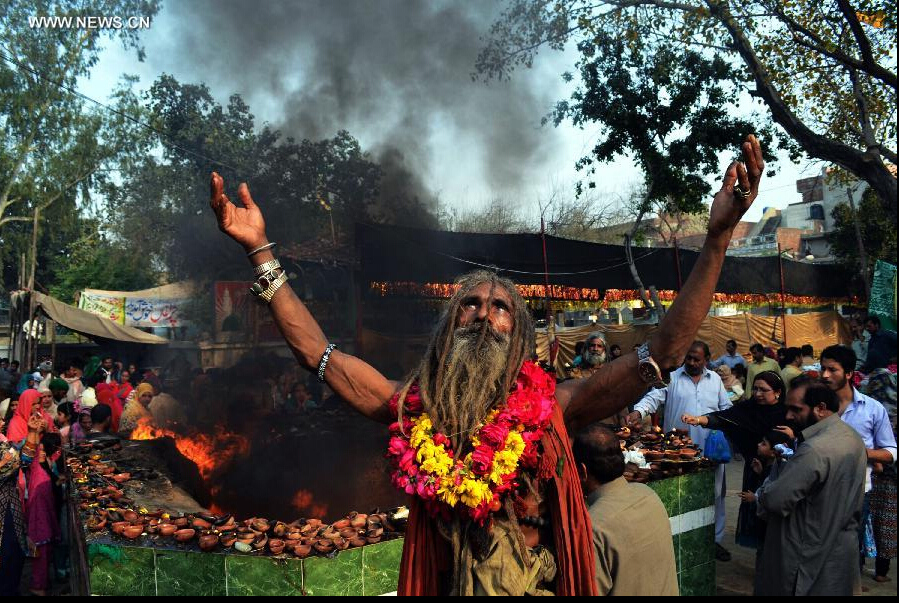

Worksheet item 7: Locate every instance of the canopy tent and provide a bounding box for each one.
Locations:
[14,291,169,345]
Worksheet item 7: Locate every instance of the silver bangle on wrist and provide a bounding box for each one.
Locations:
[247,241,276,257]
[254,259,281,277]
[317,343,337,382]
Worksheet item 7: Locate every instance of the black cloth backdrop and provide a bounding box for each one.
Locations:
[356,223,851,297]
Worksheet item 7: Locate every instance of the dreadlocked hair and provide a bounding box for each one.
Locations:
[396,270,535,454]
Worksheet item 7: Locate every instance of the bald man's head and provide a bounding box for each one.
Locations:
[573,424,625,484]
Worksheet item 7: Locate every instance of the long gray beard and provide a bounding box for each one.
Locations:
[430,324,511,452]
[583,350,606,366]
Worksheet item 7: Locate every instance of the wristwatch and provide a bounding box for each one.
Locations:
[636,343,663,384]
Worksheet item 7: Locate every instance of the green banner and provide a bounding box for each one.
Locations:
[868,260,897,331]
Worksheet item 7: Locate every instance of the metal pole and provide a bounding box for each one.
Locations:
[540,214,555,365]
[777,243,788,346]
[26,207,40,368]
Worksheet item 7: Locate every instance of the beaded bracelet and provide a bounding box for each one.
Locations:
[317,343,337,382]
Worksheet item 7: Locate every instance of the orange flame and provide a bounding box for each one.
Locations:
[130,417,249,481]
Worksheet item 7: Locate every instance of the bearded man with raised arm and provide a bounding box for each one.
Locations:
[209,135,765,596]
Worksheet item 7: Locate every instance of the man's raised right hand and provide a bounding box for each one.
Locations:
[209,172,269,252]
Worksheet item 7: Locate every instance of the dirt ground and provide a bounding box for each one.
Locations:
[716,459,896,596]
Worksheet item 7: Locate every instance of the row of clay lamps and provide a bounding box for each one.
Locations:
[88,509,389,557]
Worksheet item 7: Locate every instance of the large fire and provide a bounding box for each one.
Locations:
[130,418,250,481]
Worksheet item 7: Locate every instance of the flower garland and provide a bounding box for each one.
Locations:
[386,361,556,524]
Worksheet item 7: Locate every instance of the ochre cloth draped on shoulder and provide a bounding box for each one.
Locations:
[397,403,597,595]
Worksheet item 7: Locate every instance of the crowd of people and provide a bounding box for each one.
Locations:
[0,354,193,596]
[558,318,897,594]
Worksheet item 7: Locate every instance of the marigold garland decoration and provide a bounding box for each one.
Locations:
[386,361,555,524]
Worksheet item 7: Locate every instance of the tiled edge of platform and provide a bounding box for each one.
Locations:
[88,537,404,596]
[649,469,716,596]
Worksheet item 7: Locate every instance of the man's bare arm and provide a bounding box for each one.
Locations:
[210,173,396,423]
[560,135,765,432]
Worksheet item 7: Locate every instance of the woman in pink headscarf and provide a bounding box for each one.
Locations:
[25,443,60,595]
[6,390,54,444]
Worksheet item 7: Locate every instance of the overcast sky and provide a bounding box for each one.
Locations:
[77,0,818,226]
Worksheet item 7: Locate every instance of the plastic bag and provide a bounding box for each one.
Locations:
[704,429,732,463]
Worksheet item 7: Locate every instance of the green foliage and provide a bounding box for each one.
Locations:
[827,186,897,287]
[0,0,161,294]
[551,27,783,214]
[47,225,159,304]
[478,0,896,211]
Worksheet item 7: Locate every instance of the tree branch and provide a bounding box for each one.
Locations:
[769,1,896,89]
[835,0,879,77]
[848,69,878,151]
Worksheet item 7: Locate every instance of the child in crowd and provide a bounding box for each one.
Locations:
[740,430,794,592]
[55,403,75,446]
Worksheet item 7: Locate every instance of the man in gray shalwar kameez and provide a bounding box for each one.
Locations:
[756,378,866,596]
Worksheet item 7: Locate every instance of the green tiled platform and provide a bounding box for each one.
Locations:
[648,468,717,596]
[87,471,714,596]
[87,538,404,596]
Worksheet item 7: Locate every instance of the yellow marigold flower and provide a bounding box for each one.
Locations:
[506,431,526,456]
[459,478,492,508]
[437,477,461,507]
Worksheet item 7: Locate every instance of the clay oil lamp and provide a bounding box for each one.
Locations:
[236,527,255,545]
[268,539,286,555]
[158,523,177,537]
[349,537,366,548]
[366,525,384,539]
[332,518,351,530]
[272,521,289,538]
[249,518,270,533]
[349,513,368,529]
[320,526,340,540]
[251,533,268,550]
[643,450,665,462]
[198,533,219,552]
[194,511,217,524]
[111,521,130,536]
[339,527,358,540]
[122,510,139,523]
[679,448,700,460]
[214,514,235,528]
[220,533,238,548]
[664,449,681,460]
[313,540,335,554]
[86,516,108,532]
[146,519,161,535]
[123,525,144,540]
[174,528,196,543]
[292,544,312,558]
[286,529,302,541]
[173,517,189,528]
[190,516,213,531]
[366,535,382,545]
[333,537,350,551]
